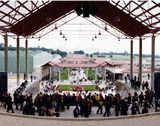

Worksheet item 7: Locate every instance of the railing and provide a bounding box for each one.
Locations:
[130,82,140,91]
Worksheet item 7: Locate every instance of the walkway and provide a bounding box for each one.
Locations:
[0,111,160,126]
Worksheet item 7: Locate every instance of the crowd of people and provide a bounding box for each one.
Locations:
[0,85,157,118]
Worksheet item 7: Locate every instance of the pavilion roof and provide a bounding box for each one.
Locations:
[1,1,160,39]
[54,63,99,68]
[60,55,94,62]
[108,61,130,66]
[122,68,151,74]
[115,64,139,69]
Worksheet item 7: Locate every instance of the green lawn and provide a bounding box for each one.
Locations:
[58,85,98,91]
[56,68,101,81]
[55,68,68,80]
[83,68,101,80]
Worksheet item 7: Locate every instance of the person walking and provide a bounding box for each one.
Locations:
[97,99,103,114]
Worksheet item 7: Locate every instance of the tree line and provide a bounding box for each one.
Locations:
[0,43,67,57]
[0,43,159,58]
[92,51,160,58]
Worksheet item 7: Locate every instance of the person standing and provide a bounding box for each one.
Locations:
[30,75,33,82]
[19,93,24,111]
[131,100,140,115]
[142,81,145,90]
[115,101,121,116]
[24,73,26,80]
[120,99,128,116]
[13,91,19,110]
[103,100,111,117]
[145,81,149,89]
[73,105,80,117]
[139,92,144,106]
[148,73,150,80]
[124,76,127,84]
[66,93,71,110]
[6,93,14,113]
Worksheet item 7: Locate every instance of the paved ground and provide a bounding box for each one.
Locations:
[0,113,160,126]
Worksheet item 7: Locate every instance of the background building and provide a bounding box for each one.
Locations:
[0,51,53,80]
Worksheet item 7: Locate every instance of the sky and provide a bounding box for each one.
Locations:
[0,13,160,55]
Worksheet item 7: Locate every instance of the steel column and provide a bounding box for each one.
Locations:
[17,36,20,86]
[86,68,88,80]
[68,68,69,80]
[50,67,51,80]
[4,33,8,72]
[139,37,142,88]
[130,39,133,80]
[25,39,28,81]
[151,34,155,90]
[95,67,97,80]
[59,68,61,81]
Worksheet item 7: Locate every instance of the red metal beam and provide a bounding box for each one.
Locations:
[0,10,19,23]
[111,0,148,26]
[142,12,160,23]
[89,1,150,37]
[114,0,120,7]
[122,1,132,11]
[0,0,9,8]
[129,1,147,15]
[17,1,31,13]
[8,1,152,37]
[149,20,160,27]
[31,1,39,10]
[134,4,157,19]
[1,1,26,18]
[0,1,28,21]
[0,18,11,25]
[10,1,78,36]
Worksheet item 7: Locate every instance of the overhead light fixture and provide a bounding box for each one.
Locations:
[55,24,58,29]
[95,35,97,38]
[60,30,62,35]
[104,25,107,31]
[65,38,67,41]
[92,38,94,41]
[118,37,120,41]
[46,16,51,21]
[38,37,41,41]
[98,31,101,35]
[115,16,120,21]
[63,35,65,38]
